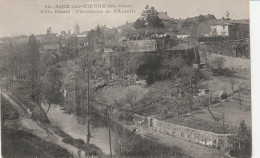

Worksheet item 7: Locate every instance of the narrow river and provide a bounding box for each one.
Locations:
[42,104,116,155]
[42,104,184,158]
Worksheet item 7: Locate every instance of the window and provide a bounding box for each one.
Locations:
[223,25,225,29]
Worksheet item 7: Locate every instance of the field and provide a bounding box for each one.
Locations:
[164,69,251,134]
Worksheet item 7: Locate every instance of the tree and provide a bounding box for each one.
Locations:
[134,5,164,28]
[125,88,141,113]
[42,65,63,113]
[153,81,194,119]
[210,57,225,76]
[134,18,146,29]
[46,27,52,35]
[113,125,142,158]
[28,35,40,104]
[201,94,220,121]
[171,88,194,118]
[228,120,251,157]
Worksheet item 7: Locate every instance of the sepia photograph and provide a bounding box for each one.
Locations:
[0,0,252,157]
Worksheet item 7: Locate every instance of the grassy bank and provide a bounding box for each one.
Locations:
[2,126,73,158]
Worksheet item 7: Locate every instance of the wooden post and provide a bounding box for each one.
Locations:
[86,47,91,145]
[222,113,225,134]
[107,105,113,158]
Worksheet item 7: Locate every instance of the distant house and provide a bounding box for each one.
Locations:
[77,31,88,46]
[12,35,28,44]
[205,19,249,39]
[177,35,190,39]
[158,12,177,29]
[208,19,232,37]
[101,48,113,66]
[36,34,61,53]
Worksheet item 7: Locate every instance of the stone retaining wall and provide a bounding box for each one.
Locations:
[200,52,250,70]
[133,114,232,150]
[209,53,250,70]
[124,40,156,52]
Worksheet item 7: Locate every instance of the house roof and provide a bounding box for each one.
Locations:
[158,12,171,21]
[207,19,234,26]
[207,19,249,26]
[231,19,249,25]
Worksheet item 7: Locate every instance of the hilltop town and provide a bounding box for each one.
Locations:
[0,5,251,158]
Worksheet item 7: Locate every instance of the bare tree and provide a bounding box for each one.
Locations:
[113,125,142,158]
[125,88,140,113]
[201,94,220,121]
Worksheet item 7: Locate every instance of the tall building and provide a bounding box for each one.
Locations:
[74,22,80,35]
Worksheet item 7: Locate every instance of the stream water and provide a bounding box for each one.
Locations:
[42,104,182,158]
[42,104,116,155]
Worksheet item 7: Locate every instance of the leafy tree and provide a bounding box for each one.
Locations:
[28,34,40,104]
[136,54,201,85]
[46,27,52,35]
[152,81,194,119]
[136,53,162,84]
[228,121,251,157]
[95,25,102,37]
[42,65,63,113]
[134,18,146,29]
[210,57,225,75]
[134,5,164,28]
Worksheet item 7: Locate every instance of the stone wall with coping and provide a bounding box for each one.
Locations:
[133,114,232,150]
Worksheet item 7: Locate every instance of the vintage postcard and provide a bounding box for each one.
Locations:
[0,0,251,157]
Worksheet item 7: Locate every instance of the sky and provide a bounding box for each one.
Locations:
[0,0,249,37]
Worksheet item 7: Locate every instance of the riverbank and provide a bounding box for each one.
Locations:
[45,103,190,158]
[1,95,72,158]
[1,80,108,158]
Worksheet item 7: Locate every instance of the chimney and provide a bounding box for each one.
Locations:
[165,12,167,15]
[222,17,225,21]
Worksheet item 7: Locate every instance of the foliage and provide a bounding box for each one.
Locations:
[228,121,251,158]
[60,46,80,60]
[134,18,146,29]
[136,53,162,84]
[87,26,105,51]
[112,124,142,158]
[210,57,225,76]
[135,53,201,85]
[134,5,164,29]
[28,34,41,104]
[46,27,52,35]
[42,65,63,112]
[150,80,196,119]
